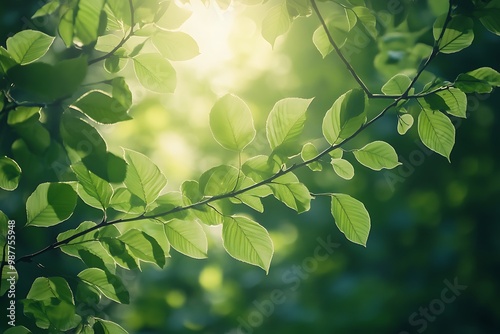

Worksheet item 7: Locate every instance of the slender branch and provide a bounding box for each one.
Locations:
[402,2,454,97]
[310,0,373,97]
[88,0,135,65]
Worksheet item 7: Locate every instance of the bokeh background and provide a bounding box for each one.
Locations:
[1,0,499,333]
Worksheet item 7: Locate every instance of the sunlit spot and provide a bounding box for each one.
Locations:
[199,265,223,291]
[165,290,187,308]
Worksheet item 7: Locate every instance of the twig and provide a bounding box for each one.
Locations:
[88,0,135,65]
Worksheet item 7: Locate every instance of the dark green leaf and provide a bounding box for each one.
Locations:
[0,156,21,191]
[455,67,500,93]
[26,182,77,227]
[72,90,131,124]
[78,268,130,304]
[119,229,166,268]
[7,57,88,103]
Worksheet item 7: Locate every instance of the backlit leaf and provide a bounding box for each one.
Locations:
[418,108,455,161]
[331,193,370,246]
[164,219,207,259]
[352,141,401,171]
[6,30,54,65]
[222,216,273,273]
[133,54,176,93]
[78,268,129,304]
[210,94,256,151]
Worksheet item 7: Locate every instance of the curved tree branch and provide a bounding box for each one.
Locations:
[88,0,135,65]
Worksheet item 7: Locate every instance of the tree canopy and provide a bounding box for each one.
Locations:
[1,0,499,333]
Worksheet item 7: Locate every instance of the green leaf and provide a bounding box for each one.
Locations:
[72,90,131,124]
[152,31,199,61]
[155,1,192,30]
[109,188,145,214]
[123,149,167,206]
[352,141,401,171]
[60,113,107,162]
[7,107,51,155]
[476,2,500,36]
[146,192,188,220]
[119,229,166,268]
[262,2,290,46]
[58,7,75,47]
[300,142,322,171]
[133,54,176,93]
[71,162,113,210]
[322,89,367,145]
[222,216,273,273]
[164,219,208,259]
[199,165,239,196]
[381,73,411,95]
[418,108,455,161]
[423,88,467,118]
[73,0,105,45]
[433,15,474,54]
[32,1,59,18]
[266,97,313,151]
[286,0,311,18]
[94,318,129,334]
[0,156,21,191]
[331,158,354,180]
[397,113,414,135]
[27,277,74,303]
[25,277,80,331]
[7,56,88,103]
[6,30,54,65]
[242,155,279,182]
[331,193,370,246]
[26,183,77,227]
[268,173,311,213]
[78,268,130,304]
[100,236,139,270]
[4,326,32,334]
[57,221,116,272]
[352,6,377,38]
[112,77,133,110]
[209,94,256,151]
[313,9,357,57]
[455,67,500,93]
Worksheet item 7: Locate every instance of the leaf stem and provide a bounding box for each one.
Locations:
[88,0,135,65]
